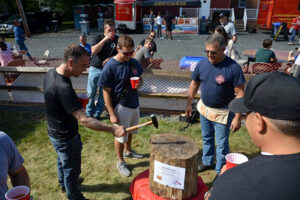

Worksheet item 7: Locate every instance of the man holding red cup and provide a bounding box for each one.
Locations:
[0,131,31,200]
[99,35,144,177]
[206,72,300,200]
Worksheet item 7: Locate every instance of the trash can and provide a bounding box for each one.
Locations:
[179,56,205,71]
[97,13,104,32]
[73,5,85,29]
[80,21,90,35]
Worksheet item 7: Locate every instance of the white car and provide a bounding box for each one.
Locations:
[0,23,14,36]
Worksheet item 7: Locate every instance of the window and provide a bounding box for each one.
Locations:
[239,0,247,8]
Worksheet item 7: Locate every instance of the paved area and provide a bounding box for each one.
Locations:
[10,28,296,63]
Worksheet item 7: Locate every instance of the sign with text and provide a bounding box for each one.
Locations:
[153,160,186,190]
[115,3,132,21]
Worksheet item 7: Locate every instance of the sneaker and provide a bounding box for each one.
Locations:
[198,163,214,173]
[117,161,131,177]
[123,150,144,159]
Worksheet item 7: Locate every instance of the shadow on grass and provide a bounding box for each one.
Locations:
[81,182,131,195]
[0,110,45,145]
[131,161,150,170]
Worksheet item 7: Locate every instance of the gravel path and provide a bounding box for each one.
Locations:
[10,28,295,62]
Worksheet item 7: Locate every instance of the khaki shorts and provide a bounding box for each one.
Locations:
[114,104,140,143]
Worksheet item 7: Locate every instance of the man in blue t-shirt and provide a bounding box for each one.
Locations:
[0,131,30,200]
[99,35,144,177]
[79,34,92,55]
[186,34,245,175]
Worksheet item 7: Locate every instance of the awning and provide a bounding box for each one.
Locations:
[142,0,201,7]
[114,0,136,3]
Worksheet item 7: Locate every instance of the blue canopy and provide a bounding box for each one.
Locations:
[142,0,201,6]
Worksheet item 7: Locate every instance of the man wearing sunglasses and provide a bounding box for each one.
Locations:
[86,19,118,120]
[139,31,157,57]
[185,34,245,175]
[99,35,144,177]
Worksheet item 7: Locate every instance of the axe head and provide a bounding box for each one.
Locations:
[150,114,158,129]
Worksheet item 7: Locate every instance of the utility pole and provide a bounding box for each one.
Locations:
[15,0,31,37]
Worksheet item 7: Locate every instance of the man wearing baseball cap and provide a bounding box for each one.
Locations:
[206,72,300,200]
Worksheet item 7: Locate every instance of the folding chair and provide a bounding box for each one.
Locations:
[35,50,50,67]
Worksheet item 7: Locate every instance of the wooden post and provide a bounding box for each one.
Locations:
[15,0,31,37]
[149,134,199,200]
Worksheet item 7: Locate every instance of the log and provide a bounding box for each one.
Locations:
[149,134,199,200]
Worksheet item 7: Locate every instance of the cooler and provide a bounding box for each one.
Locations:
[179,56,205,71]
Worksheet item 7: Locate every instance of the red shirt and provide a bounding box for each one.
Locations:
[292,18,300,31]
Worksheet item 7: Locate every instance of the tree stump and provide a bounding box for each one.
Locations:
[149,133,199,200]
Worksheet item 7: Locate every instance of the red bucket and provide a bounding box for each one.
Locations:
[77,94,89,109]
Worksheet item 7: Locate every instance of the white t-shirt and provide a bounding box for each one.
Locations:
[156,16,163,25]
[222,22,237,38]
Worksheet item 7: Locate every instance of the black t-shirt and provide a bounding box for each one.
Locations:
[90,34,119,69]
[164,15,173,26]
[140,39,157,53]
[210,153,300,200]
[43,68,82,141]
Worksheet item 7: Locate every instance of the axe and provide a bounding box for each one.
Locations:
[126,114,158,132]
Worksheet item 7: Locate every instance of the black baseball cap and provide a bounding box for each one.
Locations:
[219,13,227,18]
[229,72,300,120]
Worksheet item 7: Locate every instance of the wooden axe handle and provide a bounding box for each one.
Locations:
[126,121,153,132]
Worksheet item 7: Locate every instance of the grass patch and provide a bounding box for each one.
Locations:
[0,110,259,199]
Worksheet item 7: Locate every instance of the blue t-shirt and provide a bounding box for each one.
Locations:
[79,43,92,55]
[13,26,25,42]
[191,56,245,108]
[99,58,143,108]
[0,132,24,200]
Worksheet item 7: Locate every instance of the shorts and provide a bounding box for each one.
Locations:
[114,104,140,143]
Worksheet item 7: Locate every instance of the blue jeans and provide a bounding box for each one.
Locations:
[49,134,84,200]
[289,29,298,42]
[86,66,104,117]
[200,112,234,174]
[16,40,32,59]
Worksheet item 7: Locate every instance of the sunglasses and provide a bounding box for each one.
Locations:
[204,50,217,55]
[150,35,156,38]
[120,49,135,56]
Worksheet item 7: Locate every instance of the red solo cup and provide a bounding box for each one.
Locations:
[5,185,30,200]
[130,77,139,89]
[111,31,115,40]
[77,94,89,109]
[225,153,248,170]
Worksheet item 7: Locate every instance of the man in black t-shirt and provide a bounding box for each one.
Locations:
[206,72,300,200]
[44,44,125,200]
[164,12,174,40]
[86,19,118,120]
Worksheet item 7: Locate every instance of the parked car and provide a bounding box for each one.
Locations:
[0,11,52,36]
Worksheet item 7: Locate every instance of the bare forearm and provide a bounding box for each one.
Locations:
[81,117,114,132]
[187,81,200,106]
[91,39,107,55]
[10,166,30,188]
[103,89,115,117]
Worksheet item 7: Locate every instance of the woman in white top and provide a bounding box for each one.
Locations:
[215,25,238,60]
[156,12,163,38]
[0,36,13,66]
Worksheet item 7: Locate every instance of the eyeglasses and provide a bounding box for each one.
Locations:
[204,50,217,55]
[120,49,135,56]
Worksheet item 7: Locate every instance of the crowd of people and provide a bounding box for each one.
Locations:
[1,15,300,200]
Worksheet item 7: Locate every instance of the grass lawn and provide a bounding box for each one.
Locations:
[0,110,259,200]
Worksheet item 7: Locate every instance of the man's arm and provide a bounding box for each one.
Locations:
[230,83,245,132]
[91,33,113,56]
[9,165,30,188]
[185,80,200,117]
[72,108,125,137]
[103,87,119,124]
